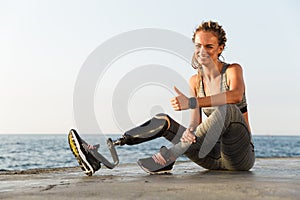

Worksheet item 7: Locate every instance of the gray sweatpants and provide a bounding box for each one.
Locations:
[166,104,255,171]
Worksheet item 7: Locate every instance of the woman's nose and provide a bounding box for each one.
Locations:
[196,47,207,56]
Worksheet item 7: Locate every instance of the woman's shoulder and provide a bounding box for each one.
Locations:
[225,63,244,81]
[189,74,198,84]
[189,74,199,89]
[226,62,243,70]
[225,63,243,74]
[190,73,198,80]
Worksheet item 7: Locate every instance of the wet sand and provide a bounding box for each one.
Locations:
[0,158,299,200]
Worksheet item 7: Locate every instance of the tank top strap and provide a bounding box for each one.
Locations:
[221,62,229,73]
[220,63,230,92]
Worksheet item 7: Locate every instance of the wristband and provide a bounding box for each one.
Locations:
[188,97,197,109]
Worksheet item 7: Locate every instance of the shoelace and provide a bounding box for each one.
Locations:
[82,143,99,151]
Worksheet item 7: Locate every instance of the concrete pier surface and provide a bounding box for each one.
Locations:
[0,158,299,200]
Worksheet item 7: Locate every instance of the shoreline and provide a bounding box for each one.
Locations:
[1,158,299,200]
[1,157,299,175]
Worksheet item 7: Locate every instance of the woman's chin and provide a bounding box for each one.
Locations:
[199,59,211,66]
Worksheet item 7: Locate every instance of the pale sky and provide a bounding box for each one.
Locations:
[0,0,299,135]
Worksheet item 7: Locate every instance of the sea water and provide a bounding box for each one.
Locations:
[0,134,299,171]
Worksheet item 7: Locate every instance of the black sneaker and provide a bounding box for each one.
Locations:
[137,146,176,174]
[68,129,101,176]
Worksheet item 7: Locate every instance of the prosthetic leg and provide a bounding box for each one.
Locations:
[68,113,185,175]
[112,113,185,146]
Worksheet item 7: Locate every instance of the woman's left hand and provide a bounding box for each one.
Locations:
[181,127,196,144]
[170,86,189,111]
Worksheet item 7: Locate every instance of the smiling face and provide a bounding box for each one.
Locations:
[194,31,224,66]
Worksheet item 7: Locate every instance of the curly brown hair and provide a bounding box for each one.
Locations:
[192,21,227,47]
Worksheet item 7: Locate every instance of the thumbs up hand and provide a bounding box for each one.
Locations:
[170,86,189,111]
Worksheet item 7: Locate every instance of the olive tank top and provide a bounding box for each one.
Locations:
[197,63,248,117]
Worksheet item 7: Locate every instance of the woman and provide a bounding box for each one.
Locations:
[136,21,255,174]
[69,21,255,175]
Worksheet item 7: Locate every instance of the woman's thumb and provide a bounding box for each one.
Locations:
[174,86,183,95]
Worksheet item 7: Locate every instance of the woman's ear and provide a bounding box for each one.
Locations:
[218,44,224,55]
